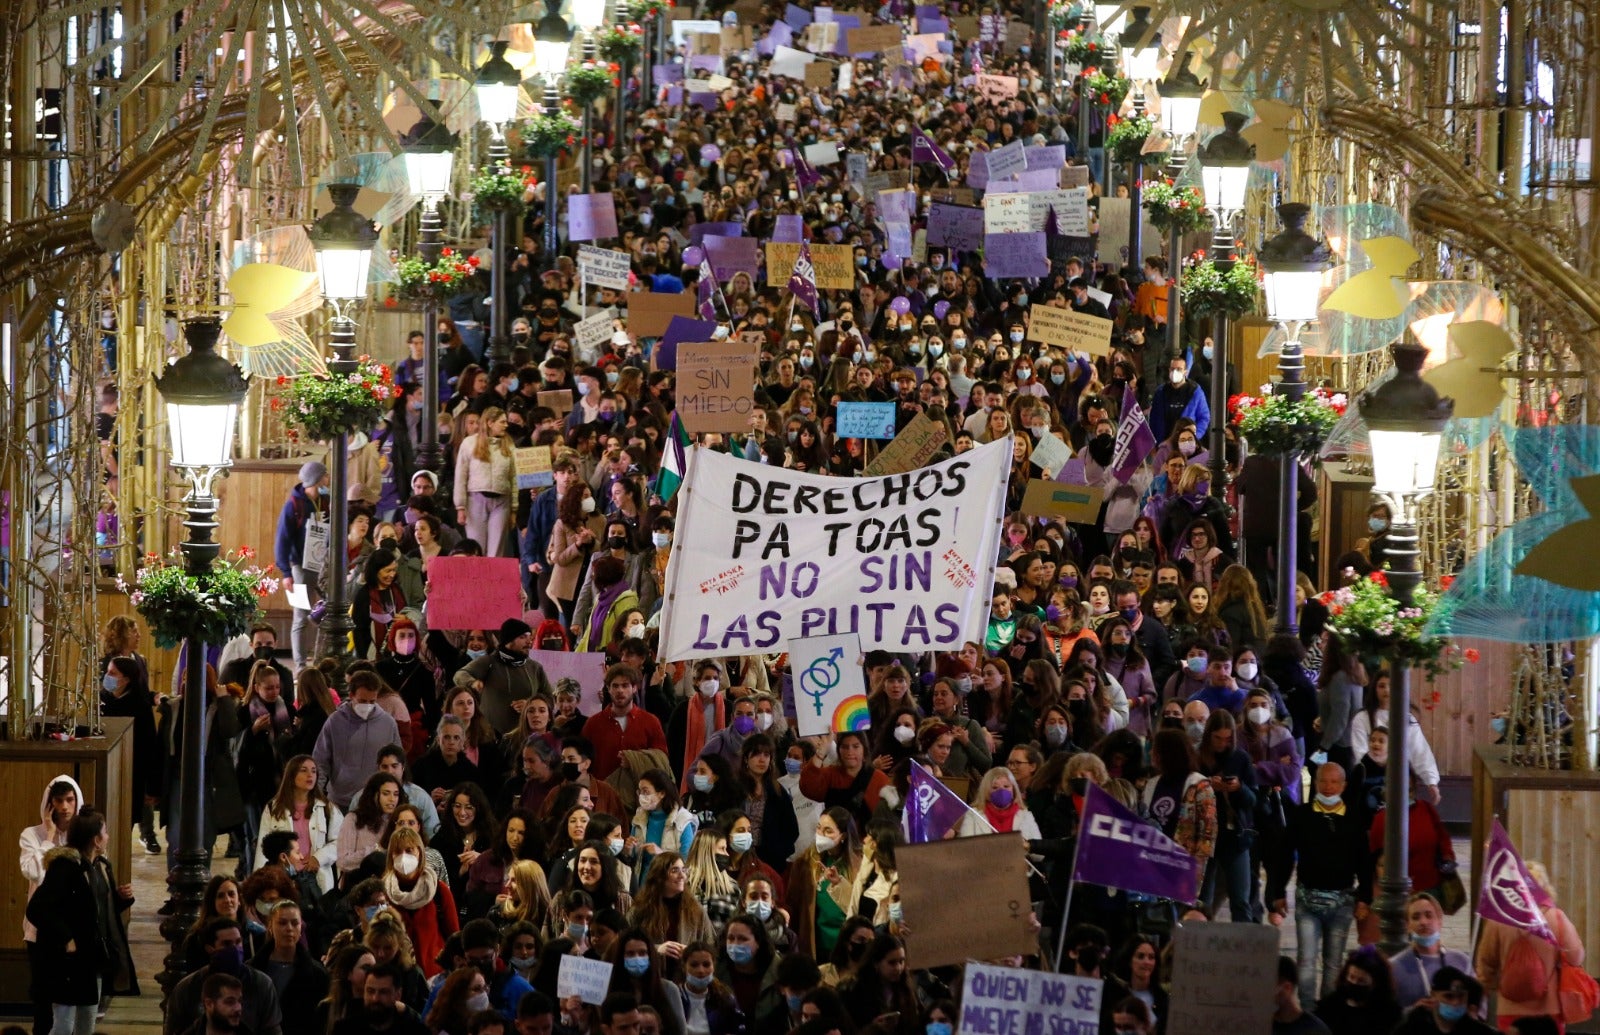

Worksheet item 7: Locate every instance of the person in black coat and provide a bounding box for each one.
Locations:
[410,714,497,806]
[100,655,164,854]
[27,811,130,1034]
[249,900,327,1035]
[235,660,298,874]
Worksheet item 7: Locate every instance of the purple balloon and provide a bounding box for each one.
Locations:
[682,245,705,266]
[933,300,951,319]
[701,143,722,162]
[889,296,911,315]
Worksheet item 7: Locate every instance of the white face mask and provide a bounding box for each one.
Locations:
[1247,706,1272,726]
[466,992,491,1014]
[1178,440,1197,456]
[638,791,661,811]
[1169,368,1186,385]
[352,701,376,719]
[698,679,720,697]
[814,833,838,854]
[394,852,419,876]
[893,725,916,744]
[626,623,646,639]
[1237,661,1258,681]
[580,497,596,514]
[756,712,774,731]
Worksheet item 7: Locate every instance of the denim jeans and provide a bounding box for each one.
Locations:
[240,802,261,874]
[50,981,98,1035]
[1202,843,1255,922]
[1295,887,1354,1004]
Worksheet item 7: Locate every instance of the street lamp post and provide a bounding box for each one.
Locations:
[614,0,631,150]
[1120,7,1159,270]
[1258,202,1332,633]
[402,113,458,474]
[1359,340,1454,954]
[1155,54,1203,364]
[572,0,608,194]
[1092,3,1124,197]
[307,183,378,665]
[475,41,521,373]
[1197,110,1255,499]
[154,318,248,996]
[534,17,573,276]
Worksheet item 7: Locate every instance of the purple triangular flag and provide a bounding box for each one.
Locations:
[903,760,970,843]
[911,127,957,176]
[1111,383,1157,483]
[1477,819,1556,943]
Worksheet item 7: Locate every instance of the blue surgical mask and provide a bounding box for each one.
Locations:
[1315,792,1343,808]
[747,899,773,920]
[1413,931,1441,947]
[1051,372,1066,385]
[1438,1003,1467,1022]
[466,648,488,660]
[1369,517,1388,532]
[685,972,713,990]
[1185,656,1206,674]
[102,673,120,692]
[692,773,714,793]
[889,902,904,923]
[928,1024,954,1035]
[1491,716,1508,735]
[567,921,589,941]
[784,757,803,775]
[786,993,805,1013]
[623,956,651,976]
[1202,343,1214,360]
[730,831,754,853]
[1010,331,1025,343]
[726,942,755,965]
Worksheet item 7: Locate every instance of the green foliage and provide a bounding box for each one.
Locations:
[522,110,584,161]
[566,63,620,107]
[1319,572,1466,679]
[1141,178,1210,236]
[1107,115,1159,165]
[277,356,395,442]
[393,247,479,302]
[1181,258,1259,319]
[1232,388,1344,457]
[120,548,279,649]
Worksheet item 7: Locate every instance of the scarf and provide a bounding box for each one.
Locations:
[588,577,630,648]
[679,690,727,793]
[248,695,293,733]
[984,797,1020,833]
[382,863,440,911]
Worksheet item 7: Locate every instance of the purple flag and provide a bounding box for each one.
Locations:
[911,127,957,177]
[1477,819,1556,942]
[787,240,819,313]
[772,214,804,243]
[1072,782,1199,901]
[794,153,821,196]
[697,259,717,320]
[904,760,970,843]
[1111,383,1157,483]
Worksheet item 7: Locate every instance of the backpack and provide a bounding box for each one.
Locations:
[1501,933,1553,1002]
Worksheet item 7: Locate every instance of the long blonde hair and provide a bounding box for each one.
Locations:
[241,659,281,707]
[473,406,513,463]
[502,859,552,928]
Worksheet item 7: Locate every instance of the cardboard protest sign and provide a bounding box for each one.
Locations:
[846,24,902,53]
[1027,303,1083,349]
[862,412,949,476]
[1035,186,1090,235]
[846,152,870,184]
[1022,480,1105,524]
[975,74,1019,102]
[876,188,917,224]
[765,242,855,289]
[653,317,720,371]
[983,193,1031,234]
[1062,163,1093,187]
[789,632,867,736]
[961,964,1103,1035]
[528,647,608,715]
[426,557,524,630]
[626,290,696,338]
[656,439,1009,659]
[538,388,573,415]
[514,446,554,490]
[897,834,1036,968]
[1166,924,1280,1035]
[578,245,631,289]
[556,955,613,1005]
[1053,308,1115,355]
[775,102,798,122]
[676,340,759,433]
[804,59,835,88]
[835,401,898,440]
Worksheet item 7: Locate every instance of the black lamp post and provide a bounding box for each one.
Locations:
[534,13,574,276]
[1155,54,1204,364]
[154,318,248,996]
[474,42,521,373]
[1120,6,1159,269]
[1258,202,1331,633]
[402,113,459,473]
[613,0,631,149]
[307,183,378,665]
[1359,340,1454,955]
[1197,111,1255,499]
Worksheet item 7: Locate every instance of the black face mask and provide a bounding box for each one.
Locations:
[560,761,582,782]
[607,535,629,550]
[1068,776,1090,796]
[253,646,274,661]
[1075,946,1103,972]
[1160,715,1185,730]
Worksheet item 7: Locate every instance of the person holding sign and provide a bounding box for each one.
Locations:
[275,460,329,668]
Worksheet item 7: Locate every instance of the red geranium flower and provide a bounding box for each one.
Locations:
[1440,574,1454,590]
[1464,648,1481,663]
[1370,571,1389,587]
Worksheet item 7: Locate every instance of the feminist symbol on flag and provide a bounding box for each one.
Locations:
[799,647,843,716]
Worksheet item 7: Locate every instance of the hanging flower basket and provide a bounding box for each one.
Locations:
[119,548,280,649]
[597,24,646,64]
[1319,572,1474,680]
[628,0,672,21]
[523,110,584,160]
[1141,178,1210,236]
[1083,68,1130,111]
[1231,387,1345,457]
[1107,114,1160,165]
[277,356,394,442]
[1181,257,1260,319]
[1060,29,1103,65]
[393,247,480,303]
[468,165,535,214]
[1047,0,1079,29]
[567,63,619,106]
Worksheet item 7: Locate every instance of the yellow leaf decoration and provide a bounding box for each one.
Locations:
[223,264,319,348]
[1513,475,1600,591]
[1421,321,1513,419]
[1239,98,1296,157]
[1321,235,1419,319]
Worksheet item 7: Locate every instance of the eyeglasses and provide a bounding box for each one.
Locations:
[667,865,689,876]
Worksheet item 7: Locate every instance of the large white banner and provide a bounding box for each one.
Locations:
[658,438,1011,661]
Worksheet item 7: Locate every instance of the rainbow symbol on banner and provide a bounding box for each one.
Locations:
[831,694,871,732]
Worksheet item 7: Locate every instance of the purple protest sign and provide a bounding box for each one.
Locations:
[915,4,940,19]
[664,86,683,105]
[784,2,811,29]
[688,91,719,109]
[652,64,685,85]
[772,214,804,243]
[986,168,1065,193]
[1112,384,1157,483]
[567,192,618,243]
[832,13,861,54]
[689,53,722,72]
[1478,819,1557,942]
[704,235,761,281]
[918,14,949,33]
[982,231,1049,278]
[654,316,719,371]
[1072,782,1200,901]
[1025,144,1067,171]
[885,222,913,266]
[689,221,743,245]
[966,153,990,190]
[877,190,916,223]
[904,760,970,843]
[927,203,984,251]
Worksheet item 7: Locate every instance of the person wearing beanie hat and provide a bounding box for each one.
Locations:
[451,617,553,730]
[276,459,329,666]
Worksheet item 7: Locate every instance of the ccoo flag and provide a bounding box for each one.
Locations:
[696,259,718,320]
[1477,818,1556,942]
[787,240,820,313]
[911,127,957,177]
[904,759,972,843]
[1071,781,1200,901]
[1111,383,1157,483]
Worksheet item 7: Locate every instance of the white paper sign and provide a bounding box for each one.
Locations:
[984,193,1032,234]
[770,45,816,79]
[1086,287,1113,308]
[960,963,1103,1035]
[578,245,632,290]
[556,955,614,1005]
[707,73,734,90]
[847,153,870,184]
[789,633,868,737]
[804,141,841,166]
[1029,431,1072,478]
[986,140,1027,181]
[670,19,724,45]
[776,102,798,122]
[574,307,619,358]
[301,519,329,575]
[1029,187,1090,235]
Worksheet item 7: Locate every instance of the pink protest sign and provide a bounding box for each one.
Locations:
[528,646,609,715]
[426,557,524,630]
[568,193,619,242]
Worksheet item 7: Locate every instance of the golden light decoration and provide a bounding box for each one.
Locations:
[42,0,506,180]
[1113,0,1447,100]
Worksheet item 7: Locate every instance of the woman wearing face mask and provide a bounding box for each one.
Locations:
[1347,671,1441,806]
[1313,948,1402,1035]
[629,769,699,875]
[958,766,1042,842]
[678,940,745,1035]
[1097,617,1155,738]
[232,660,297,871]
[1175,518,1232,591]
[873,707,923,779]
[574,552,642,656]
[544,485,599,626]
[99,654,164,855]
[1364,503,1394,570]
[425,967,493,1035]
[1139,729,1217,898]
[604,928,690,1033]
[729,732,799,876]
[683,756,744,831]
[381,827,459,978]
[1194,711,1258,923]
[666,662,730,785]
[783,806,862,959]
[785,420,831,474]
[375,617,436,759]
[682,828,743,933]
[1157,465,1236,563]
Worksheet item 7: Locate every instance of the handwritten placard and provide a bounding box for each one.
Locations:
[1035,186,1090,235]
[1166,924,1280,1035]
[803,140,841,166]
[804,59,834,88]
[426,557,524,630]
[626,290,696,338]
[577,245,631,290]
[983,231,1049,279]
[538,388,573,415]
[862,412,949,475]
[928,203,984,251]
[835,401,898,440]
[1029,432,1071,478]
[983,193,1032,234]
[846,24,902,53]
[677,340,760,433]
[764,242,855,289]
[1053,308,1115,355]
[556,954,614,1005]
[975,74,1019,102]
[567,192,618,242]
[960,964,1103,1035]
[574,307,618,356]
[986,139,1027,181]
[1022,480,1105,523]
